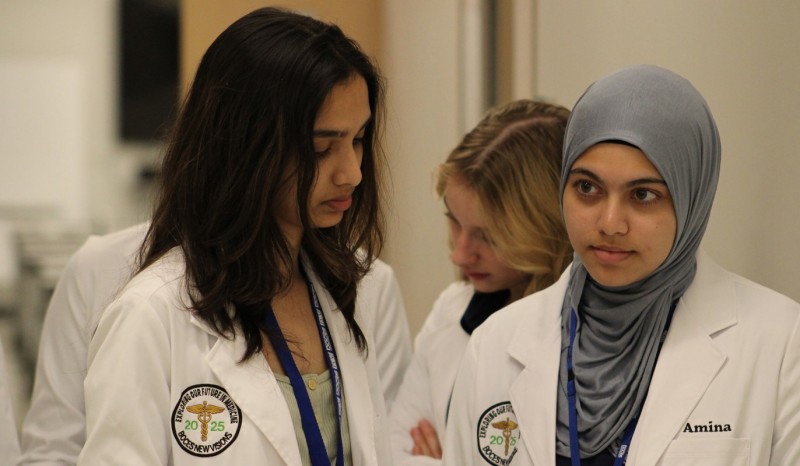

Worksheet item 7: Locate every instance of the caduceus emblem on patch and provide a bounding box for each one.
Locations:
[172,384,242,457]
[186,401,226,441]
[476,401,521,465]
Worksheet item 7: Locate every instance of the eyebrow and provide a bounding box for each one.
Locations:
[313,117,372,139]
[569,167,666,188]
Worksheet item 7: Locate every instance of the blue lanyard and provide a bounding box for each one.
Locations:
[262,275,344,466]
[567,303,675,466]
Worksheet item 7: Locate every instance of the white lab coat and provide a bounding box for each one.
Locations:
[20,223,410,465]
[389,281,473,466]
[443,251,800,466]
[79,248,394,465]
[359,258,413,411]
[19,223,148,466]
[0,341,20,465]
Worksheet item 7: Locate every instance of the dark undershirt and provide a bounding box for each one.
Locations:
[556,451,615,466]
[459,288,511,334]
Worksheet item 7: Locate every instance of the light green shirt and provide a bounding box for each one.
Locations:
[275,370,352,466]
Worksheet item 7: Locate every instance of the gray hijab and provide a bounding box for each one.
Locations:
[555,65,721,457]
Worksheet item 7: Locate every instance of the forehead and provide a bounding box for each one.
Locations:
[571,143,664,180]
[314,74,371,129]
[444,177,486,225]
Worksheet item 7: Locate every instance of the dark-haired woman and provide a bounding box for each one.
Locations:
[80,7,391,465]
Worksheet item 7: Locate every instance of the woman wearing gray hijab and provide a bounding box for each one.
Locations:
[442,64,800,466]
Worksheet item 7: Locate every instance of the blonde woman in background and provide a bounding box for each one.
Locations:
[390,100,573,465]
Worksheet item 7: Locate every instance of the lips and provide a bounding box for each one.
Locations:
[590,245,634,263]
[466,272,490,281]
[325,195,353,212]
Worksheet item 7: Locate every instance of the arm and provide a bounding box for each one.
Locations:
[771,313,800,464]
[441,334,480,466]
[78,294,172,465]
[19,225,143,464]
[0,341,20,464]
[390,285,467,466]
[410,419,442,458]
[362,259,413,408]
[19,249,91,464]
[389,342,441,466]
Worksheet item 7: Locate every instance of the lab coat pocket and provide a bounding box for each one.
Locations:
[660,437,750,466]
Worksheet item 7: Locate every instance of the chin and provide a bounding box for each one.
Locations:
[587,270,641,288]
[471,282,501,294]
[313,215,345,229]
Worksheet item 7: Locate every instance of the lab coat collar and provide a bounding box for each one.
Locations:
[507,267,570,466]
[506,251,736,466]
[188,255,377,466]
[204,323,302,465]
[627,250,734,465]
[303,259,379,466]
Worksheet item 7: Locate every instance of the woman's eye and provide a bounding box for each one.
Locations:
[314,147,331,157]
[633,189,658,202]
[576,180,596,195]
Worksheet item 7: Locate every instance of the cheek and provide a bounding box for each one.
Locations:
[485,251,517,277]
[448,221,460,238]
[563,209,586,244]
[562,197,585,234]
[312,158,334,188]
[658,224,677,258]
[645,218,677,263]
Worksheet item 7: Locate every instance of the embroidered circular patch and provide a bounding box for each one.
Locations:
[476,401,521,465]
[172,384,242,457]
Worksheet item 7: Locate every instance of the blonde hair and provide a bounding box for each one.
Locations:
[436,100,573,296]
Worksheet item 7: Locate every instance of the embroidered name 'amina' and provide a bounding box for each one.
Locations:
[683,421,732,433]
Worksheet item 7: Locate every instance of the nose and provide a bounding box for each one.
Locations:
[450,232,479,267]
[333,144,363,187]
[597,198,628,236]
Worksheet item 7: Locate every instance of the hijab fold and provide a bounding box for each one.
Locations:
[555,65,721,457]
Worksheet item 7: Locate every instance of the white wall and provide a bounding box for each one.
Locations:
[535,1,800,302]
[0,0,156,232]
[380,1,466,335]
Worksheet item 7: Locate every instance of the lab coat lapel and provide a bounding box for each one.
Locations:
[627,252,735,466]
[508,276,569,466]
[305,264,378,466]
[198,315,302,466]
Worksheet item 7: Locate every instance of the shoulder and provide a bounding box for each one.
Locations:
[729,271,800,317]
[74,222,148,278]
[364,257,395,283]
[92,250,194,349]
[685,252,800,353]
[357,257,399,303]
[420,281,474,331]
[69,223,148,287]
[477,265,571,338]
[112,248,190,317]
[54,223,148,318]
[693,251,800,321]
[80,222,148,261]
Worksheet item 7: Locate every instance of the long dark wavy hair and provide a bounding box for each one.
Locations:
[139,7,384,360]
